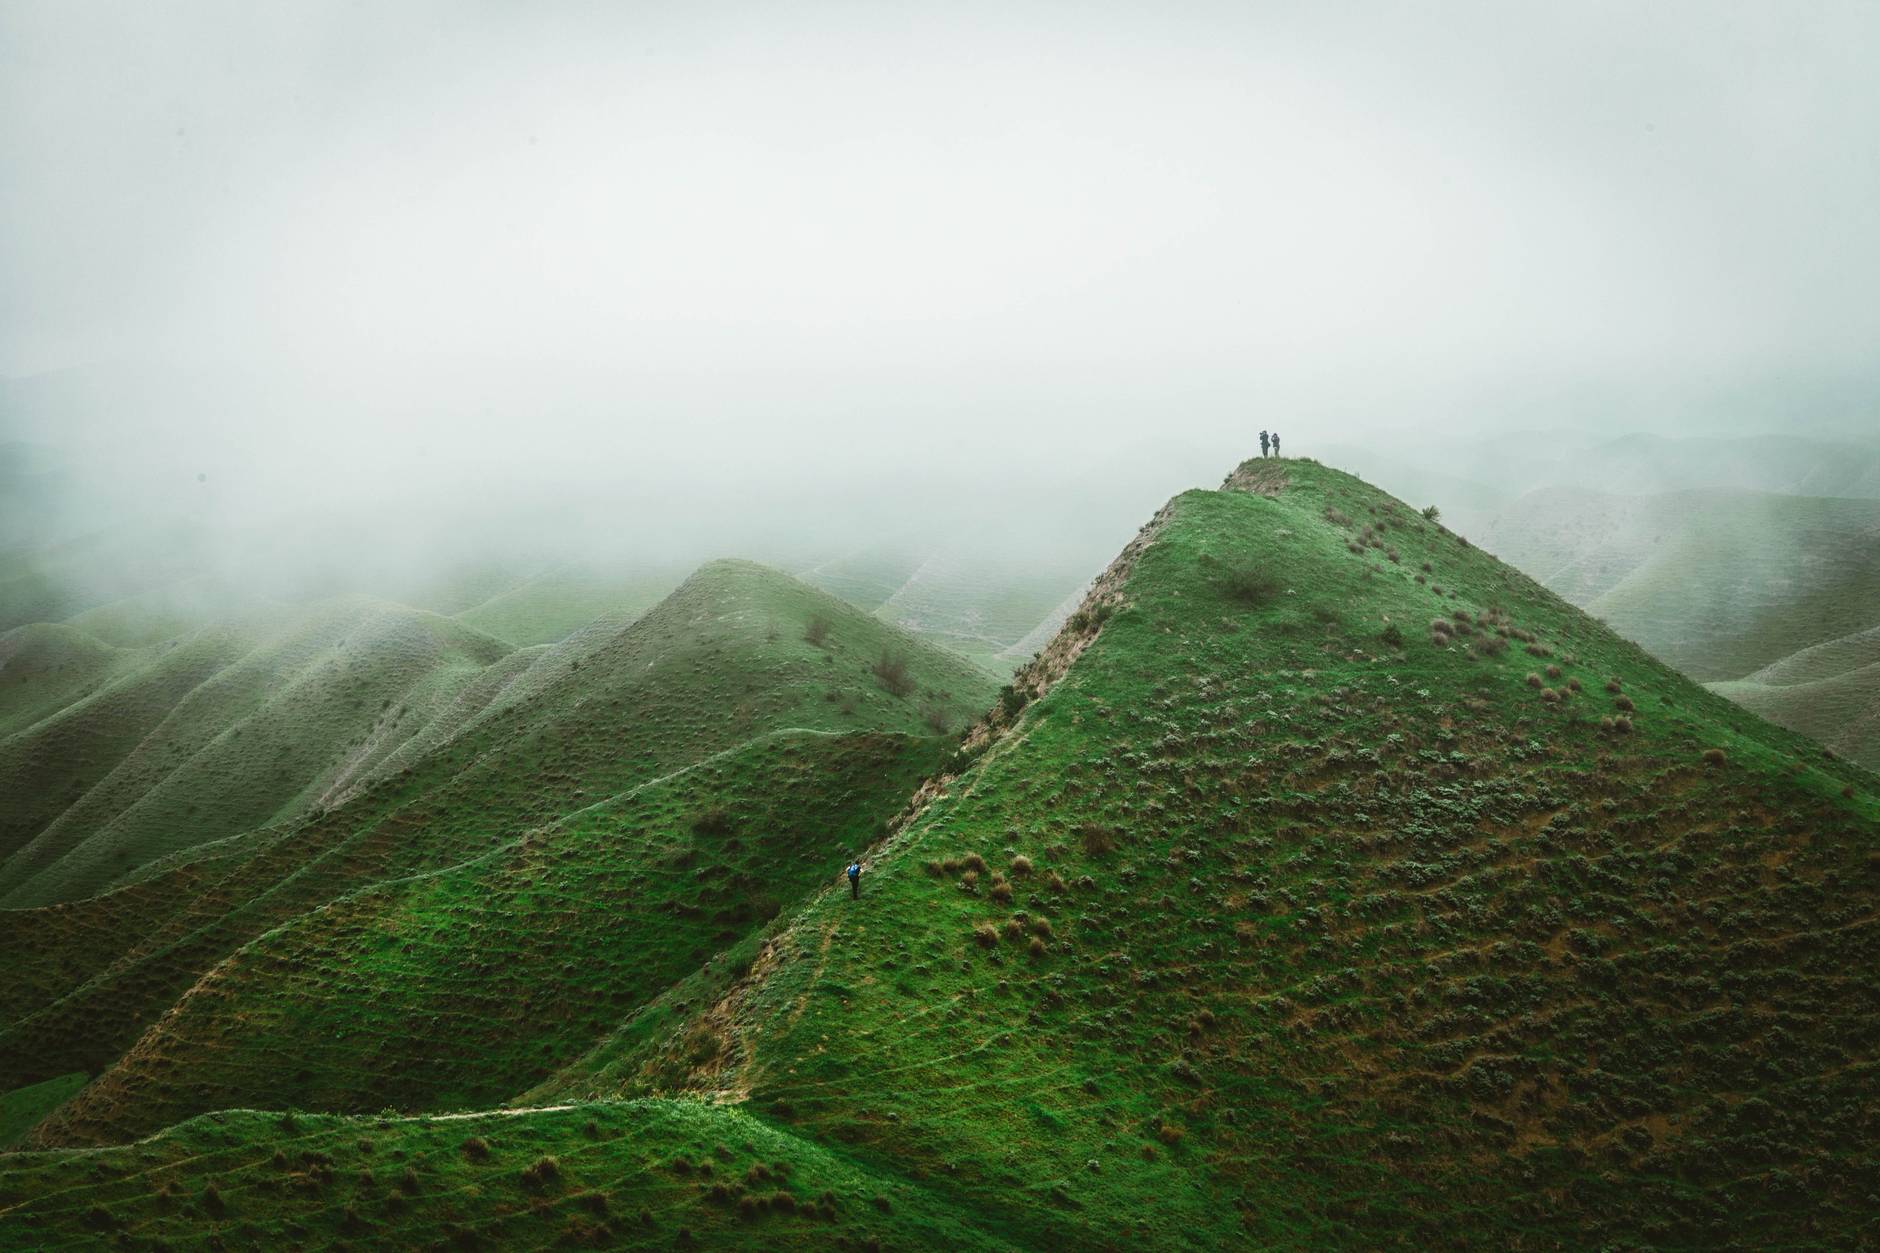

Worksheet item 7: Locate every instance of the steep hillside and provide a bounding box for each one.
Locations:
[34,731,946,1145]
[0,561,996,1109]
[545,460,1877,1247]
[1710,624,1880,772]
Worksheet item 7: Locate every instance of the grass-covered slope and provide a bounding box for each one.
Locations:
[561,460,1877,1248]
[0,1102,1013,1250]
[0,562,995,1106]
[0,600,515,908]
[452,562,685,646]
[33,730,947,1146]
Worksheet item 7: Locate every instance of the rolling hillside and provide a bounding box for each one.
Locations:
[2,459,1874,1248]
[1478,486,1880,678]
[0,562,997,1108]
[1710,624,1880,772]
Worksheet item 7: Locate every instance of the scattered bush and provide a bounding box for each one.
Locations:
[1079,823,1117,857]
[1380,622,1405,650]
[1614,695,1635,712]
[1525,673,1543,688]
[521,1156,561,1191]
[1606,678,1623,694]
[691,807,733,837]
[1028,937,1048,958]
[989,877,1014,904]
[803,617,830,647]
[1221,564,1281,607]
[1702,747,1727,767]
[1010,854,1033,876]
[1546,664,1562,679]
[871,651,915,698]
[1612,715,1633,734]
[1539,687,1561,703]
[1421,505,1441,522]
[972,922,999,948]
[461,1137,491,1162]
[999,685,1029,718]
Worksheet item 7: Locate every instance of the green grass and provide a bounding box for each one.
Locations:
[0,1073,85,1150]
[453,562,685,646]
[3,460,1875,1249]
[0,561,996,1105]
[0,1101,1015,1250]
[0,599,516,908]
[565,460,1877,1247]
[33,730,949,1145]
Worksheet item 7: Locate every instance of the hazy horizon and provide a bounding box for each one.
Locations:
[5,1,1879,596]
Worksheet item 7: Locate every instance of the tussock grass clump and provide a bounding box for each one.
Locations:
[1220,564,1281,607]
[1079,823,1117,857]
[1614,695,1636,712]
[972,923,998,948]
[1703,748,1728,766]
[871,651,915,698]
[1525,673,1543,688]
[460,1136,491,1161]
[520,1155,561,1191]
[802,617,830,647]
[1027,937,1048,958]
[1380,622,1405,650]
[1010,854,1033,876]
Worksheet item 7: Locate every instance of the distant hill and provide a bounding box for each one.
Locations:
[1476,486,1880,682]
[1709,624,1880,771]
[2,459,1874,1249]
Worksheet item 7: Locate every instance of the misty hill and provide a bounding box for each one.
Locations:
[1476,485,1880,681]
[0,561,997,1101]
[1324,430,1880,538]
[0,600,514,908]
[1709,624,1880,771]
[5,457,1868,1248]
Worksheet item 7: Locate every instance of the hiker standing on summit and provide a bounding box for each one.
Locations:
[1271,431,1281,458]
[1259,430,1270,457]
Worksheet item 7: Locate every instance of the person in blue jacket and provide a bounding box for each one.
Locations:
[847,861,862,898]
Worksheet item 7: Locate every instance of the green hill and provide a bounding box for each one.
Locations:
[0,600,515,908]
[543,460,1877,1247]
[452,562,685,646]
[0,561,996,1105]
[2,461,1874,1249]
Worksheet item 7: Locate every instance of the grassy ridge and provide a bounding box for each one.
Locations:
[0,600,515,908]
[33,731,948,1145]
[0,1102,1013,1250]
[0,562,997,1099]
[585,461,1877,1247]
[2,460,1874,1248]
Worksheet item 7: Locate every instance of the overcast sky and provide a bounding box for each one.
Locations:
[3,1,1878,561]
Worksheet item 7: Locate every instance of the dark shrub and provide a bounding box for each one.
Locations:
[872,651,915,698]
[1221,564,1280,607]
[803,617,830,647]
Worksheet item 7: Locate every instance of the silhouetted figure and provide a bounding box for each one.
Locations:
[1259,430,1270,457]
[847,861,862,898]
[1271,431,1281,458]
